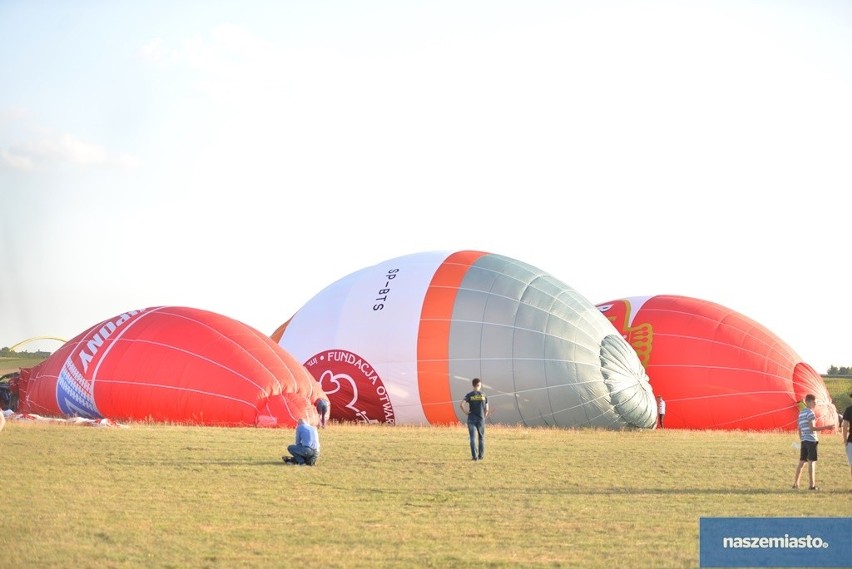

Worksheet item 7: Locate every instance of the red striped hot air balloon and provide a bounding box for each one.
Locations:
[596,295,835,431]
[18,306,323,427]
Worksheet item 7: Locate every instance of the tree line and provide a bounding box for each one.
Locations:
[0,348,52,358]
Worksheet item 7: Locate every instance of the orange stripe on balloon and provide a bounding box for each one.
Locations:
[418,250,486,424]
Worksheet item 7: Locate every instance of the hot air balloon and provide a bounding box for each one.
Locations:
[272,250,656,429]
[18,306,324,427]
[596,295,835,431]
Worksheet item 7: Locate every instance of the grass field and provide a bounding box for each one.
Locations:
[1,421,849,569]
[2,358,850,567]
[0,356,47,376]
[826,378,852,414]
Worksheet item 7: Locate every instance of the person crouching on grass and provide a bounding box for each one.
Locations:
[283,418,320,466]
[792,394,834,490]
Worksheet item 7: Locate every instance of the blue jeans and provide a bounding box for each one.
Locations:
[288,444,318,465]
[467,421,485,459]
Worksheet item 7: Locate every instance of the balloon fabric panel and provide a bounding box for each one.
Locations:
[18,307,319,427]
[596,295,834,431]
[418,250,484,424]
[279,250,657,429]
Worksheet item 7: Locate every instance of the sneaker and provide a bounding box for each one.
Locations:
[809,486,819,491]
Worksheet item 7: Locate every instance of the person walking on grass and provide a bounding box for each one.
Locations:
[792,394,834,490]
[460,377,489,461]
[315,396,330,429]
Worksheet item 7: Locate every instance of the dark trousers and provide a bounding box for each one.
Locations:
[288,444,318,465]
[468,420,485,459]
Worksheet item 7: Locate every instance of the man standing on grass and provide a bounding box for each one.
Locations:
[460,377,489,461]
[283,418,320,466]
[792,394,834,490]
[315,396,330,429]
[842,393,852,480]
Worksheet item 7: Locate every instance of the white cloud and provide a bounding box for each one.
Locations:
[140,24,275,74]
[0,115,140,172]
[139,37,171,64]
[0,149,34,170]
[58,133,109,165]
[139,24,289,107]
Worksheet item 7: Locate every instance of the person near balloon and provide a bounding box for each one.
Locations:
[283,418,320,466]
[842,393,852,480]
[460,377,490,461]
[656,395,666,429]
[791,394,834,490]
[315,396,330,429]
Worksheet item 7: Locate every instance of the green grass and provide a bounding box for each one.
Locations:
[0,356,47,376]
[1,422,849,568]
[826,378,852,414]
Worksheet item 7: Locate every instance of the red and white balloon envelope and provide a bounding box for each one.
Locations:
[597,295,834,430]
[18,307,323,427]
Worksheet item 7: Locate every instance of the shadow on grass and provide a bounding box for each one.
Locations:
[569,487,851,495]
[150,458,851,496]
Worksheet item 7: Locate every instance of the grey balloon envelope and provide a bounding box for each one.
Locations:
[276,250,656,429]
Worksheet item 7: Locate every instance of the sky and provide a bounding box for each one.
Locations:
[1,0,850,373]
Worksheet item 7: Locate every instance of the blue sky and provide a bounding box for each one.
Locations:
[1,0,850,373]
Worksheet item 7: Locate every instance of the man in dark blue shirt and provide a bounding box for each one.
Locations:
[460,377,490,461]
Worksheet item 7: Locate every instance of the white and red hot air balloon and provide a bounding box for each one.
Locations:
[273,250,657,429]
